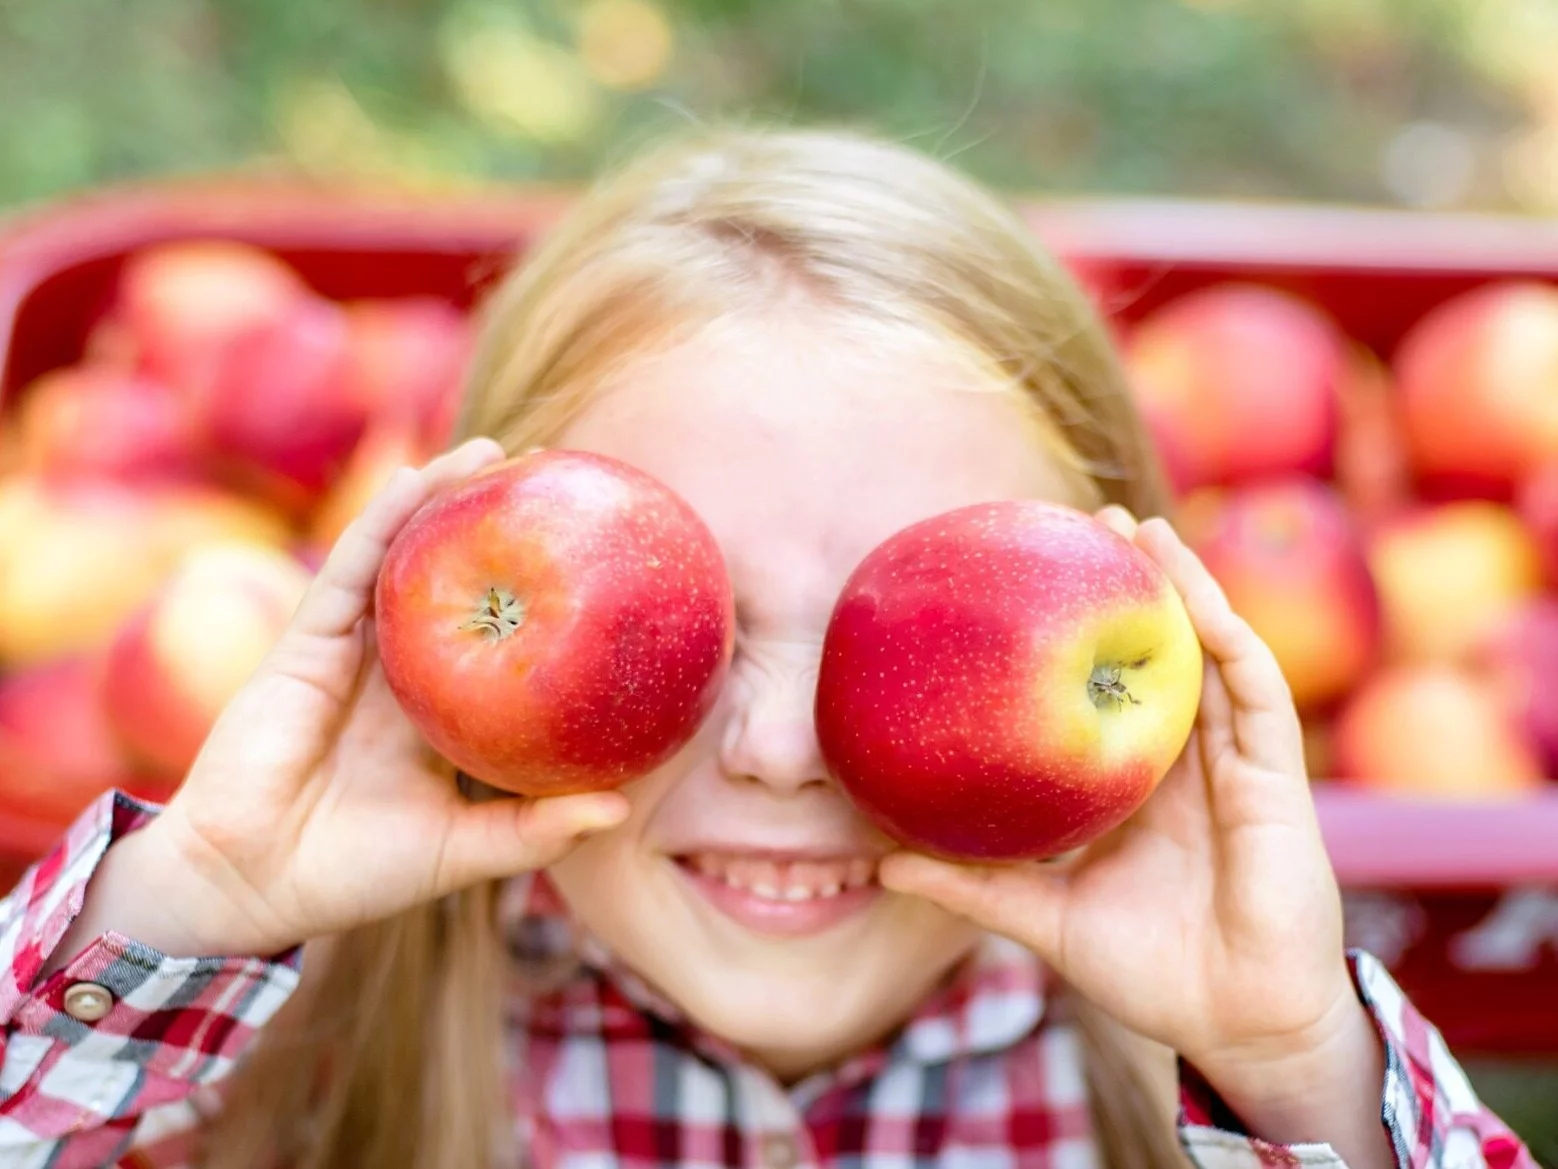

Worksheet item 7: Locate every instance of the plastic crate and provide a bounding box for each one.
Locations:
[2,184,1557,1053]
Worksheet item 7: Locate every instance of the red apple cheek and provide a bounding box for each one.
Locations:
[543,590,732,777]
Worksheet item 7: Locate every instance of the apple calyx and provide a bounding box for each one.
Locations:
[1088,660,1145,711]
[461,587,526,641]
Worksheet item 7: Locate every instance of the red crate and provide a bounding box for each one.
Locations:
[2,184,1557,1053]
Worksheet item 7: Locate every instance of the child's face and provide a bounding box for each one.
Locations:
[546,301,1080,1079]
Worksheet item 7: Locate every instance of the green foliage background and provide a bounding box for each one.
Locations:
[2,0,1557,211]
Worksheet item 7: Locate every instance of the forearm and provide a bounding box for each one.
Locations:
[1194,998,1393,1169]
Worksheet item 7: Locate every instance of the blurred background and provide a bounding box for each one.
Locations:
[1,0,1556,1155]
[2,0,1558,211]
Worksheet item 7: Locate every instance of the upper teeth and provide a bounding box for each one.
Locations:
[689,854,874,901]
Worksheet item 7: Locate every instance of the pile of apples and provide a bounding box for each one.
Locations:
[1126,280,1558,799]
[0,241,471,829]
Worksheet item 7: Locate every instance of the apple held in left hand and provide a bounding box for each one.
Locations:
[861,507,1366,1090]
[815,501,1204,862]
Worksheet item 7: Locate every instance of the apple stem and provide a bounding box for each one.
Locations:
[461,587,526,640]
[1088,662,1141,710]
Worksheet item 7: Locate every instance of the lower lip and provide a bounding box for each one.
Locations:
[674,861,882,937]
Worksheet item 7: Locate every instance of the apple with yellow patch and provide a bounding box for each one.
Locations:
[1332,666,1544,799]
[815,501,1203,862]
[102,542,312,778]
[0,475,290,666]
[1367,501,1543,663]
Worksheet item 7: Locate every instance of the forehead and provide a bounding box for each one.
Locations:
[556,309,1078,620]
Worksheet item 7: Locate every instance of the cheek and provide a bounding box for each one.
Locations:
[543,733,716,920]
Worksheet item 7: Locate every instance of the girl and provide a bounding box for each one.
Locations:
[0,129,1536,1169]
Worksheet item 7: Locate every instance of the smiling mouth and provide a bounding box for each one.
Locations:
[672,852,883,936]
[680,853,876,901]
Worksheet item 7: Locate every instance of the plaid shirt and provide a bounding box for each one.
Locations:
[0,792,1538,1169]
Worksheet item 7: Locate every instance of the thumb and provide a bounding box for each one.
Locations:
[436,790,632,892]
[878,852,1070,965]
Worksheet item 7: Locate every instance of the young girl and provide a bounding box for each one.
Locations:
[0,129,1536,1169]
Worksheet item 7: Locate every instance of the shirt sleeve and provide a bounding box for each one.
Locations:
[1175,950,1538,1169]
[0,790,301,1169]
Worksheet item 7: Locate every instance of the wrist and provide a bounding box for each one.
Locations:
[1188,991,1385,1134]
[114,810,297,959]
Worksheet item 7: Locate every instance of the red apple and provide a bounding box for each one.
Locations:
[1518,460,1558,586]
[343,298,470,447]
[1395,281,1558,495]
[1472,599,1558,778]
[200,296,370,510]
[375,450,734,795]
[119,240,308,394]
[0,475,291,666]
[0,657,143,827]
[103,542,311,779]
[13,365,202,482]
[1332,666,1544,799]
[1125,284,1345,491]
[1367,501,1543,663]
[310,420,430,549]
[1180,477,1379,711]
[814,501,1204,862]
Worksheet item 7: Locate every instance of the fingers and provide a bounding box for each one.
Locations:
[1133,518,1303,779]
[289,438,506,643]
[878,852,1070,967]
[436,790,632,891]
[1095,503,1140,541]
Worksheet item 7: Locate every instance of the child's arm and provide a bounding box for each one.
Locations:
[882,510,1539,1169]
[1,438,628,1166]
[0,793,300,1169]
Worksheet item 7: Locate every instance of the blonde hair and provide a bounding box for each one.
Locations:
[204,127,1183,1169]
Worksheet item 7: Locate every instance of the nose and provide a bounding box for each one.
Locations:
[719,643,831,795]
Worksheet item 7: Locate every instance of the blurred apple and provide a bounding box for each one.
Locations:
[1472,599,1558,778]
[1332,666,1544,799]
[1518,460,1558,586]
[0,475,291,666]
[1125,284,1344,491]
[119,240,308,395]
[1180,477,1379,710]
[0,657,146,827]
[13,366,202,482]
[311,420,429,548]
[1368,501,1543,663]
[201,296,369,512]
[344,298,470,447]
[104,542,311,779]
[1395,281,1558,495]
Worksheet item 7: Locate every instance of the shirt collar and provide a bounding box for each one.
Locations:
[499,873,1050,1075]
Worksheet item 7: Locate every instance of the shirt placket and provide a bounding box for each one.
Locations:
[731,1062,819,1169]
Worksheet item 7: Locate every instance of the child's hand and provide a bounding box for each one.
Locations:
[879,509,1375,1108]
[63,439,629,963]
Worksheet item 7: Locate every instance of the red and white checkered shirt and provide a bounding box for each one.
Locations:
[0,792,1539,1169]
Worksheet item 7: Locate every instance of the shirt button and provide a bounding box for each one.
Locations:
[63,982,114,1022]
[760,1134,798,1169]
